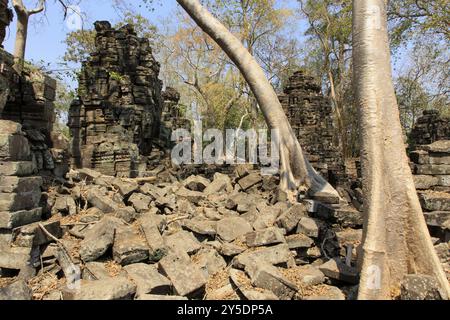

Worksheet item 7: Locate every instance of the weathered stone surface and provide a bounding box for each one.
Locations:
[276,204,306,232]
[204,173,232,195]
[0,133,31,161]
[438,175,450,187]
[114,206,137,223]
[426,140,450,154]
[400,274,443,300]
[0,190,41,212]
[415,164,450,175]
[0,280,32,301]
[423,211,450,230]
[216,217,253,242]
[63,277,136,300]
[192,248,227,278]
[128,193,152,213]
[303,285,345,300]
[164,230,201,255]
[80,217,124,262]
[245,227,285,247]
[419,192,450,211]
[237,173,263,191]
[86,187,119,213]
[0,208,42,229]
[183,175,210,192]
[0,161,36,176]
[0,247,30,270]
[14,220,62,247]
[245,261,298,300]
[113,226,149,265]
[297,217,320,238]
[319,258,359,284]
[285,234,314,250]
[414,175,440,189]
[316,204,363,228]
[83,262,115,280]
[112,178,139,197]
[286,266,325,287]
[124,263,172,296]
[158,251,206,297]
[139,215,167,262]
[0,176,42,194]
[220,242,247,257]
[183,218,217,236]
[234,244,292,269]
[176,187,206,204]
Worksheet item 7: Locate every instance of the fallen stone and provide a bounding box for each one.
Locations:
[139,215,167,262]
[0,280,32,300]
[276,204,306,232]
[113,226,149,266]
[176,187,206,205]
[297,217,320,238]
[216,217,253,242]
[124,263,172,296]
[128,193,152,213]
[79,216,124,262]
[183,218,217,236]
[400,274,443,300]
[286,234,314,250]
[114,206,137,223]
[245,261,298,300]
[192,248,227,278]
[237,173,262,191]
[234,244,292,269]
[76,168,103,182]
[63,277,136,300]
[316,204,363,228]
[111,178,139,197]
[220,242,247,257]
[204,173,232,195]
[164,230,201,255]
[424,211,450,230]
[14,220,62,247]
[303,284,345,300]
[0,247,30,270]
[285,266,325,287]
[229,268,278,300]
[86,187,119,213]
[82,262,115,280]
[158,251,207,297]
[183,175,210,192]
[245,227,285,247]
[319,258,359,284]
[426,140,450,153]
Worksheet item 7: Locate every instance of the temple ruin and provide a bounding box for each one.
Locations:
[69,21,165,178]
[279,71,347,186]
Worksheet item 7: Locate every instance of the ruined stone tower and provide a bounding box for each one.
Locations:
[409,110,450,148]
[279,71,347,186]
[69,21,164,177]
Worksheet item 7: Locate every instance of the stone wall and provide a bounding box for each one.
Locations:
[0,0,13,48]
[409,110,450,148]
[0,48,67,178]
[69,21,164,178]
[279,71,347,186]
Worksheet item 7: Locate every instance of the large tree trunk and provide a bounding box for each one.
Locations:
[176,0,339,201]
[353,0,449,300]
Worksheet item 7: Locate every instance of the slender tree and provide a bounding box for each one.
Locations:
[352,0,450,300]
[176,0,339,202]
[12,0,46,73]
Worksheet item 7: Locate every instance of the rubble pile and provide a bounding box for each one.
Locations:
[69,21,164,178]
[279,71,347,186]
[0,164,370,300]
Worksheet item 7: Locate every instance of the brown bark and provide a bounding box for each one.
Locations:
[353,0,449,300]
[176,0,339,201]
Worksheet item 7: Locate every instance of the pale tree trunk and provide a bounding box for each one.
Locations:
[353,0,450,300]
[176,0,339,201]
[12,0,46,74]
